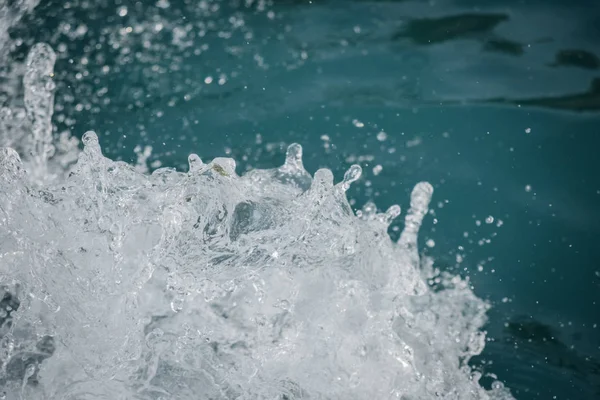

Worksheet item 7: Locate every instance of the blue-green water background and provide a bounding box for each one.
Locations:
[4,0,600,398]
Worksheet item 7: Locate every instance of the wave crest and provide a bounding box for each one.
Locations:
[0,43,513,400]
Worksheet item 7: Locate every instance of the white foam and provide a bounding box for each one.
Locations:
[0,43,513,400]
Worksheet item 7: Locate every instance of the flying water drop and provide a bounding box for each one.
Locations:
[384,204,401,224]
[399,182,434,248]
[340,164,362,191]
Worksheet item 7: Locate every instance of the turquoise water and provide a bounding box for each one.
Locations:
[2,0,600,398]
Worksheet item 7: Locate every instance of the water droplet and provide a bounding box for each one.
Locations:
[399,182,433,250]
[284,143,303,170]
[352,119,365,128]
[361,201,377,218]
[341,164,362,191]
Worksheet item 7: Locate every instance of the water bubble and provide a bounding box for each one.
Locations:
[491,381,505,390]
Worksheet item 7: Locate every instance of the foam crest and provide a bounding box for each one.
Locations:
[187,154,204,173]
[283,142,304,171]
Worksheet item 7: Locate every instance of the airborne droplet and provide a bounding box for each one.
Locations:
[398,182,434,251]
[340,164,362,191]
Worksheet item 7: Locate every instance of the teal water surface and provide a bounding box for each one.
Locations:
[3,0,600,398]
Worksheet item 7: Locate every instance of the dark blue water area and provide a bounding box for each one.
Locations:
[4,0,600,398]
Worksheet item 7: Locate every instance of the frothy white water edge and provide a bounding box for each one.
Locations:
[0,44,514,399]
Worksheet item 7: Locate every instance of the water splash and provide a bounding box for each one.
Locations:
[0,44,514,399]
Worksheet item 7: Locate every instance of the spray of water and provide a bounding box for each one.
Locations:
[0,43,514,399]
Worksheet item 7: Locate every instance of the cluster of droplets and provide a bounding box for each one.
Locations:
[1,0,312,158]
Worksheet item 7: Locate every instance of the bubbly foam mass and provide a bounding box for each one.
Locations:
[0,44,514,399]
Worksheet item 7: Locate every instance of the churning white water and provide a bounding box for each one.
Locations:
[0,41,515,399]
